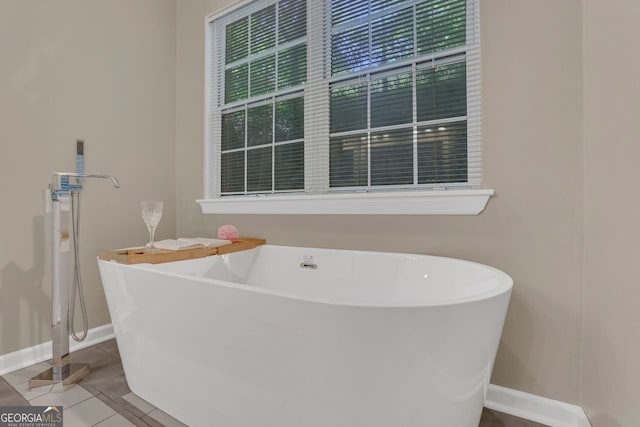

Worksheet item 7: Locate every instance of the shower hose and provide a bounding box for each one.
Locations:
[70,190,88,342]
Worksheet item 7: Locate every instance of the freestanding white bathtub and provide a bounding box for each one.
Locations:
[98,245,512,427]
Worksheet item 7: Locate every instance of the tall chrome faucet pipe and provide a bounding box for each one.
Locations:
[30,171,119,391]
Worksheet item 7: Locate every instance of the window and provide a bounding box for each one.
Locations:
[202,0,489,214]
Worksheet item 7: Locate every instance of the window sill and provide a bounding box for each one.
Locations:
[197,189,494,215]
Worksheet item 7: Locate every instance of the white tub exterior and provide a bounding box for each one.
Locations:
[98,245,512,427]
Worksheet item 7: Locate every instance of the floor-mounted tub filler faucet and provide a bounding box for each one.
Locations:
[30,170,119,391]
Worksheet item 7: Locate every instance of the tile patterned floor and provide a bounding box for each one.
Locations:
[0,339,547,426]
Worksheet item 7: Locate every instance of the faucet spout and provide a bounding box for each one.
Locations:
[100,175,119,188]
[52,172,120,190]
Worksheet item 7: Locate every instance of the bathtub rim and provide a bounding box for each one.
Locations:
[97,245,513,309]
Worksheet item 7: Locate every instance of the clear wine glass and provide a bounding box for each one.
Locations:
[141,201,163,252]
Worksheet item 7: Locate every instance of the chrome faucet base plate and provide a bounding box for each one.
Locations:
[28,363,90,392]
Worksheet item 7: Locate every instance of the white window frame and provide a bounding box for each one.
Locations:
[199,0,493,215]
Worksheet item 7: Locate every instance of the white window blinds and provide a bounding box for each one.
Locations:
[206,0,481,199]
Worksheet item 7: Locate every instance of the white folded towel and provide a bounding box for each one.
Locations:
[177,237,232,248]
[153,238,232,251]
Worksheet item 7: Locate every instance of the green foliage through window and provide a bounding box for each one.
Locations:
[214,0,477,196]
[328,0,470,189]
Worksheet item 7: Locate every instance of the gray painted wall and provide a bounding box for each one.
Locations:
[0,0,177,354]
[583,1,640,426]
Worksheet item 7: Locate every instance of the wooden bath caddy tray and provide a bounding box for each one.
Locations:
[98,238,266,265]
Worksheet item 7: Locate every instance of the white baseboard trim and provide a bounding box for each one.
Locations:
[0,324,115,376]
[486,384,591,427]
